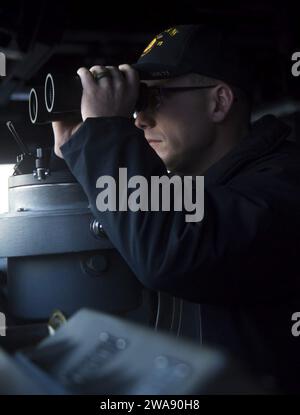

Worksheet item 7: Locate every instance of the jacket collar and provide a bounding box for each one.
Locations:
[204,114,291,185]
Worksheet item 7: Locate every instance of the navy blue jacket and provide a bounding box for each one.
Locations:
[61,114,300,392]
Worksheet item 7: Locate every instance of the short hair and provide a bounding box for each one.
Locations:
[188,73,251,126]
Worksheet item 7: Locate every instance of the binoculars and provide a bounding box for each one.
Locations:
[29,73,148,124]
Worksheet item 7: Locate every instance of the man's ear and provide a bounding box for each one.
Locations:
[209,84,235,123]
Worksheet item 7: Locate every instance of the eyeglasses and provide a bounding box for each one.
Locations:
[134,84,218,115]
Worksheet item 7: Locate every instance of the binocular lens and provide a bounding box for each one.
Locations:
[29,88,38,124]
[45,74,55,113]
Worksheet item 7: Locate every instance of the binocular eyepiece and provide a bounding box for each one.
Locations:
[29,73,148,124]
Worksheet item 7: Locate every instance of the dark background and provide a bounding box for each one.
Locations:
[1,0,300,163]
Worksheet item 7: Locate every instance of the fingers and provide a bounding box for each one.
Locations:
[76,64,139,119]
[89,65,125,88]
[105,66,124,86]
[77,67,95,90]
[79,64,139,90]
[118,64,139,86]
[89,65,107,74]
[88,65,111,87]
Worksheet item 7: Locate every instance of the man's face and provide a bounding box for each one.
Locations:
[134,74,216,174]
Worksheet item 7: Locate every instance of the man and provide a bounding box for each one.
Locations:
[52,25,300,392]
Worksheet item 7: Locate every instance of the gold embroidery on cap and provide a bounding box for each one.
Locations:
[165,27,179,37]
[141,38,158,57]
[141,27,179,57]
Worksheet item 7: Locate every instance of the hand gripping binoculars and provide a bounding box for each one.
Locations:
[29,73,149,124]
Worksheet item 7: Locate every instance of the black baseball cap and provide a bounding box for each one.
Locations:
[133,25,252,95]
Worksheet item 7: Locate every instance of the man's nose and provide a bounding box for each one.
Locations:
[134,110,156,130]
